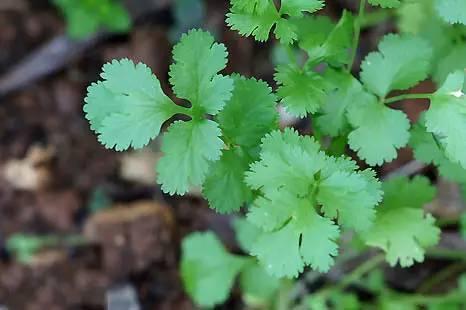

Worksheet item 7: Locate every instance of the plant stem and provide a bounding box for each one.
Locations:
[417,262,466,294]
[398,291,466,305]
[347,0,366,72]
[317,254,385,298]
[427,248,466,261]
[384,93,432,104]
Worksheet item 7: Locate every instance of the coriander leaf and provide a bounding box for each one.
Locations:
[434,44,466,85]
[279,0,325,17]
[306,10,354,67]
[425,71,466,169]
[382,176,437,210]
[231,0,270,14]
[217,76,278,149]
[226,2,280,42]
[435,0,466,25]
[54,0,131,38]
[169,29,233,115]
[251,200,340,278]
[360,34,432,98]
[181,232,247,307]
[157,120,224,195]
[347,92,410,166]
[245,129,325,197]
[293,15,334,52]
[233,217,262,253]
[315,71,362,136]
[317,170,380,232]
[275,65,327,118]
[364,177,440,267]
[274,19,298,44]
[245,129,380,277]
[203,149,252,213]
[368,0,401,8]
[410,116,466,183]
[239,262,280,306]
[84,59,177,151]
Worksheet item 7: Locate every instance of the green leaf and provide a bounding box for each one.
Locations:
[368,0,401,8]
[217,76,278,149]
[425,71,466,169]
[203,149,252,213]
[294,15,334,52]
[315,70,362,137]
[251,199,340,278]
[364,176,440,267]
[181,232,247,307]
[157,120,224,195]
[317,170,381,232]
[245,129,381,277]
[53,0,131,38]
[239,262,281,306]
[306,10,354,67]
[410,116,466,183]
[435,0,466,25]
[434,44,466,85]
[169,29,234,115]
[231,0,271,14]
[347,92,410,166]
[275,65,327,118]
[84,59,177,151]
[233,217,262,253]
[226,2,280,42]
[226,0,324,43]
[360,34,432,98]
[279,0,325,17]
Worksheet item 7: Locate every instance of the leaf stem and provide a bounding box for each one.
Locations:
[427,248,466,261]
[384,93,432,104]
[317,254,385,298]
[347,0,366,72]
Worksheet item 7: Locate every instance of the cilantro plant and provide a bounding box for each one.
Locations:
[54,0,131,39]
[83,0,466,307]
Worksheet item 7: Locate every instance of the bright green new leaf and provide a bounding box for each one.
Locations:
[365,176,440,267]
[84,59,178,151]
[226,0,324,43]
[231,0,270,14]
[306,11,354,67]
[425,71,466,169]
[239,262,281,306]
[217,76,278,149]
[181,232,247,307]
[315,70,362,136]
[169,29,233,115]
[233,217,262,253]
[368,0,401,8]
[226,2,280,42]
[435,0,466,25]
[360,34,432,98]
[245,129,381,277]
[157,120,224,195]
[317,170,380,232]
[434,45,466,85]
[275,65,327,118]
[279,0,325,17]
[203,149,252,213]
[410,116,466,183]
[347,92,410,166]
[54,0,131,39]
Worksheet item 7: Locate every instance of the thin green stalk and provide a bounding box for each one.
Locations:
[417,262,466,294]
[398,291,466,305]
[347,0,367,72]
[317,254,385,298]
[427,248,466,261]
[384,93,432,104]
